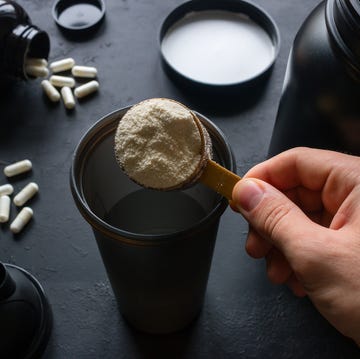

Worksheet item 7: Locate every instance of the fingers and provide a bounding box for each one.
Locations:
[246,229,292,283]
[245,148,333,191]
[244,147,334,191]
[232,178,321,258]
[266,247,292,284]
[284,186,323,213]
[246,230,304,295]
[331,185,360,230]
[286,273,307,297]
[245,227,272,258]
[245,148,360,217]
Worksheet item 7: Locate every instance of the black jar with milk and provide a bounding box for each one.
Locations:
[0,0,50,80]
[269,0,360,157]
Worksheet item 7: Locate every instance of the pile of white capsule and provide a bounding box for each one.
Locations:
[0,159,38,234]
[25,56,99,110]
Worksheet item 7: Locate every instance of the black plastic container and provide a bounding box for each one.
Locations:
[0,0,50,80]
[70,106,236,334]
[269,0,360,156]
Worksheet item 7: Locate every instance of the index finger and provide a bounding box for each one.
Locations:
[245,147,360,215]
[245,147,351,191]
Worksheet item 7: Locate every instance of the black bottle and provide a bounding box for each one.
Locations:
[0,0,50,80]
[269,0,360,156]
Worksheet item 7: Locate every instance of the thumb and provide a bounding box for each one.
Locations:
[232,178,317,256]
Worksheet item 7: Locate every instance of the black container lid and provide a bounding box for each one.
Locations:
[160,0,280,92]
[0,263,52,358]
[52,0,105,37]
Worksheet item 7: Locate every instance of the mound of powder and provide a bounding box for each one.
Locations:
[114,98,203,189]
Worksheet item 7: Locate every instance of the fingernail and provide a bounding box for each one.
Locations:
[234,179,264,212]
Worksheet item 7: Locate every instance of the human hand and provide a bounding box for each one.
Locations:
[231,147,360,345]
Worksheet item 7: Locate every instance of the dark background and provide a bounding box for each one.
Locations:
[1,0,359,358]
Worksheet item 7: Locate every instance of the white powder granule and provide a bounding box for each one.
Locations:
[114,98,204,189]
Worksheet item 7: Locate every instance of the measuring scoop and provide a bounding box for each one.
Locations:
[114,98,241,200]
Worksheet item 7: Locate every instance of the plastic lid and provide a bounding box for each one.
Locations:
[0,263,52,359]
[52,0,105,36]
[160,0,280,90]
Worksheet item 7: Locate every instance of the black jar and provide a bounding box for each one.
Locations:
[0,0,50,80]
[269,0,360,156]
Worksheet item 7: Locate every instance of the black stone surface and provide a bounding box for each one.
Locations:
[0,0,359,358]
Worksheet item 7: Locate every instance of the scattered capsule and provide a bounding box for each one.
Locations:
[25,65,49,78]
[41,80,61,102]
[13,182,39,207]
[25,57,48,67]
[71,65,97,78]
[0,184,13,196]
[50,75,75,88]
[50,57,75,73]
[74,80,99,99]
[10,207,33,234]
[4,159,32,177]
[0,195,11,223]
[61,87,76,110]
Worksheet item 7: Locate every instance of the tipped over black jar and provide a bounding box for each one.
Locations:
[269,0,360,156]
[0,0,50,80]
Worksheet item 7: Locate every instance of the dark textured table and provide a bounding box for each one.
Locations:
[1,0,359,358]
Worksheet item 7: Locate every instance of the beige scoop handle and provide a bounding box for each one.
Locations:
[199,159,241,200]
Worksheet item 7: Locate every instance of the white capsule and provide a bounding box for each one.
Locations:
[50,75,75,88]
[71,65,97,78]
[10,207,33,234]
[0,196,11,223]
[41,80,61,102]
[74,80,99,99]
[61,87,76,110]
[13,182,39,207]
[4,160,32,177]
[25,57,48,67]
[25,65,49,78]
[0,184,13,196]
[49,58,75,73]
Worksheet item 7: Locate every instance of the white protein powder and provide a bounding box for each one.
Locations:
[114,98,203,189]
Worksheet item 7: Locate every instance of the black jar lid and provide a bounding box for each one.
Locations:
[0,263,52,359]
[52,0,105,37]
[160,0,280,92]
